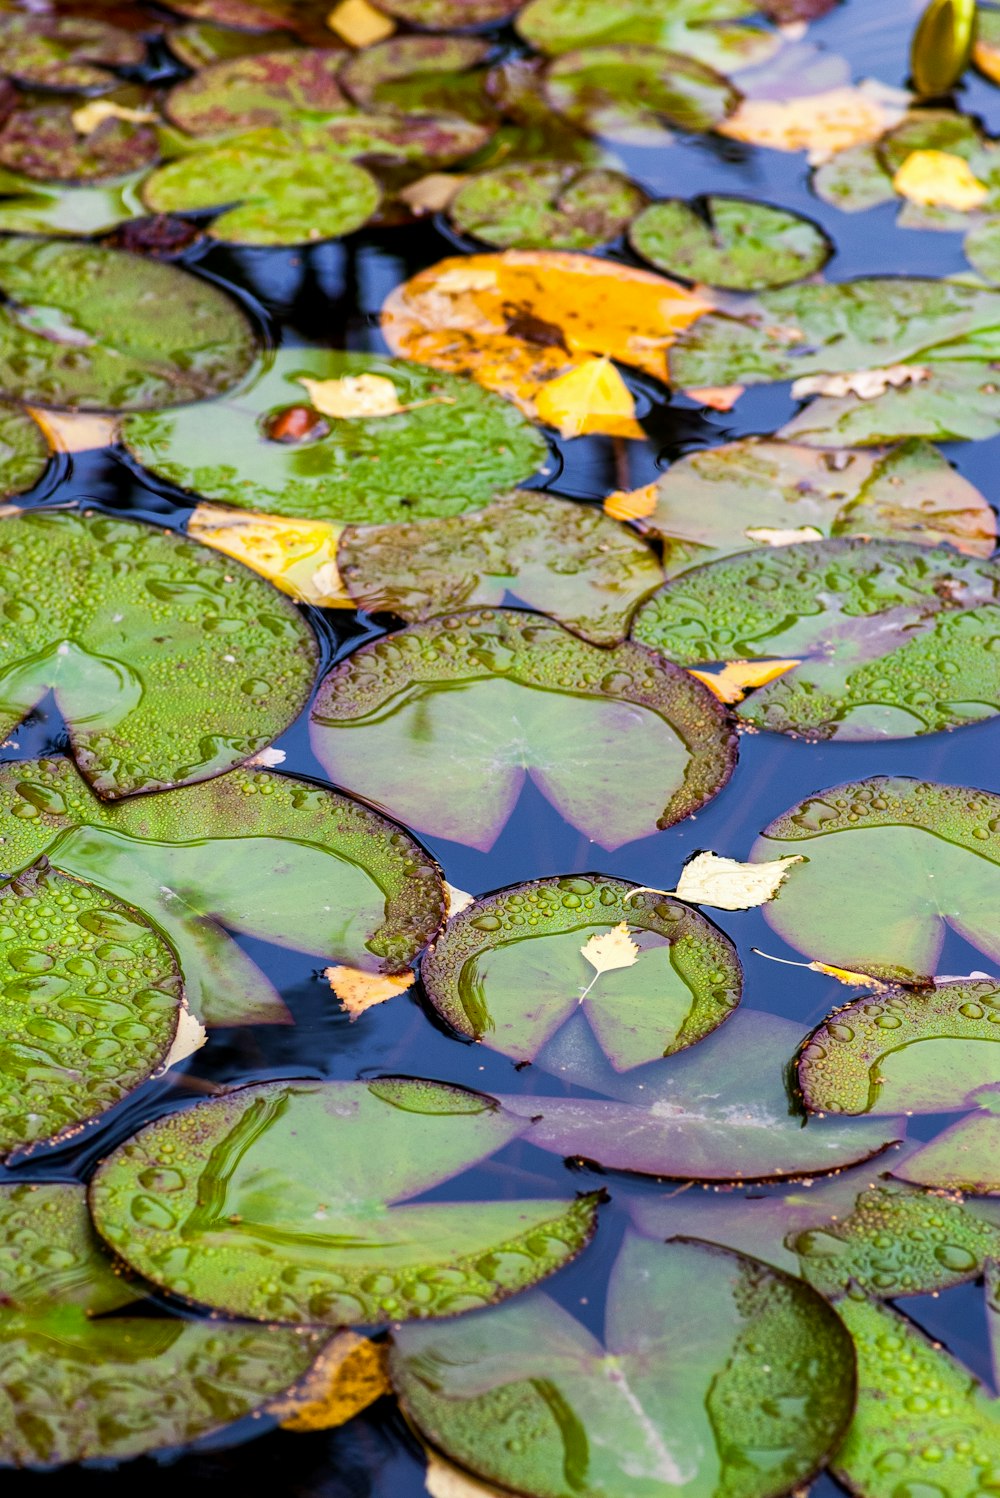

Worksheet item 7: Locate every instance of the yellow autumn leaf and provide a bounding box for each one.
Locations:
[298,373,454,420]
[27,407,118,453]
[753,949,889,991]
[687,658,802,705]
[324,964,414,1020]
[578,922,640,1001]
[271,1332,390,1431]
[326,0,396,45]
[425,1452,509,1498]
[892,148,989,210]
[670,852,804,910]
[188,504,350,608]
[400,174,469,216]
[791,364,929,401]
[535,357,640,440]
[974,33,1000,85]
[604,481,659,522]
[718,85,907,164]
[71,99,157,134]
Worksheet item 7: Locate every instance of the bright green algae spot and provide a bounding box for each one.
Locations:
[338,489,664,646]
[630,197,830,290]
[0,403,48,500]
[449,163,645,250]
[123,350,549,524]
[0,1182,325,1468]
[544,45,738,144]
[0,755,445,1027]
[516,0,778,70]
[0,861,181,1160]
[310,609,737,851]
[392,1231,855,1498]
[422,874,741,1069]
[631,538,1000,740]
[89,1077,599,1325]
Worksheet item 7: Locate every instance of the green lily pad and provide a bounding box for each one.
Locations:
[833,1296,1000,1498]
[641,438,997,577]
[0,173,144,237]
[753,776,1000,981]
[338,490,663,645]
[0,1182,326,1468]
[629,196,830,290]
[544,45,739,144]
[122,350,550,524]
[392,1231,856,1498]
[340,35,493,122]
[893,1099,1000,1195]
[310,609,737,852]
[0,510,317,799]
[0,860,182,1160]
[316,108,491,163]
[448,163,645,249]
[811,142,897,215]
[422,874,741,1069]
[0,15,144,91]
[374,0,522,26]
[166,21,300,70]
[0,236,256,411]
[965,216,1000,283]
[164,49,349,135]
[499,1006,904,1180]
[0,98,158,184]
[516,0,779,72]
[162,0,333,38]
[0,754,445,1027]
[631,538,1000,740]
[0,402,49,499]
[89,1077,600,1325]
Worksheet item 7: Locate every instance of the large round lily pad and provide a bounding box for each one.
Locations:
[122,350,549,524]
[631,538,1000,740]
[164,49,348,135]
[544,46,739,144]
[629,196,830,290]
[310,609,737,851]
[0,236,256,411]
[0,15,144,91]
[0,755,445,1027]
[753,776,1000,982]
[422,874,741,1069]
[0,1182,326,1467]
[449,163,645,249]
[392,1231,856,1498]
[516,0,778,71]
[0,510,318,800]
[0,860,181,1160]
[89,1077,600,1325]
[0,402,49,499]
[338,489,664,645]
[0,99,159,184]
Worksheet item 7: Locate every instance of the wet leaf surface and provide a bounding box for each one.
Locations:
[0,401,50,498]
[165,48,349,135]
[0,15,144,90]
[0,97,158,184]
[543,45,738,143]
[448,162,645,250]
[339,34,493,120]
[629,196,830,290]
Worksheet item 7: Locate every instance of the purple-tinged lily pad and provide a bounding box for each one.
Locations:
[0,97,158,184]
[161,0,334,41]
[544,45,739,144]
[448,162,645,249]
[0,15,144,91]
[165,20,300,70]
[340,34,493,122]
[164,49,348,135]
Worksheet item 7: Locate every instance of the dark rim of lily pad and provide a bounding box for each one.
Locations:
[164,49,349,135]
[373,0,523,29]
[629,195,831,290]
[0,100,159,186]
[544,44,740,142]
[88,1076,601,1325]
[448,162,647,250]
[0,401,50,499]
[0,16,145,92]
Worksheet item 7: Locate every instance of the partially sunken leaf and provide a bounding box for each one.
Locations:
[630,197,830,290]
[0,511,317,799]
[421,874,741,1069]
[754,777,1000,982]
[337,489,664,646]
[187,505,350,609]
[0,15,144,90]
[393,1232,855,1498]
[310,609,737,852]
[0,754,446,1027]
[166,20,301,68]
[0,237,256,412]
[893,148,989,210]
[544,45,739,144]
[670,851,803,909]
[0,98,159,185]
[449,163,645,251]
[0,402,49,499]
[631,538,1000,740]
[89,1078,599,1325]
[325,964,415,1020]
[516,0,779,72]
[164,49,349,135]
[0,1182,326,1468]
[123,350,548,524]
[270,1332,390,1432]
[717,85,906,163]
[689,658,802,704]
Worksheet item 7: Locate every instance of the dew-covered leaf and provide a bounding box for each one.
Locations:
[123,350,548,523]
[630,196,830,290]
[516,0,780,72]
[0,15,144,91]
[631,538,1000,740]
[89,1077,600,1325]
[893,1105,1000,1195]
[0,753,446,1027]
[311,609,737,851]
[165,49,348,135]
[422,874,741,1069]
[448,163,645,250]
[0,401,49,499]
[338,490,664,644]
[544,45,738,144]
[0,96,159,184]
[392,1230,856,1498]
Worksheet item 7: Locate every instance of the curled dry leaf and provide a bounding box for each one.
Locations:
[71,100,158,135]
[400,173,468,215]
[604,481,659,522]
[754,948,890,991]
[718,85,907,164]
[326,0,397,45]
[187,504,351,608]
[671,851,804,909]
[688,658,802,704]
[743,526,823,544]
[25,407,117,453]
[791,364,930,401]
[271,1332,391,1431]
[155,1003,208,1075]
[892,148,989,211]
[324,964,415,1019]
[444,882,475,918]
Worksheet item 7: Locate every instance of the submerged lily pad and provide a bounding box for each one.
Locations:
[0,236,256,411]
[449,163,645,249]
[631,538,1000,740]
[630,197,830,290]
[338,489,663,645]
[0,510,317,799]
[544,46,739,144]
[164,50,349,135]
[122,350,549,524]
[517,0,778,72]
[422,874,741,1068]
[0,1182,326,1467]
[0,99,158,184]
[0,755,445,1027]
[392,1231,855,1498]
[0,861,181,1159]
[753,777,1000,981]
[310,609,737,851]
[89,1077,599,1325]
[0,15,144,91]
[0,402,49,498]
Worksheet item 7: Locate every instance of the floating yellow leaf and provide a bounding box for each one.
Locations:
[604,481,659,522]
[324,964,415,1020]
[791,364,929,401]
[298,373,454,419]
[272,1332,390,1431]
[579,922,639,1001]
[687,658,802,705]
[425,1452,508,1498]
[26,407,118,453]
[445,882,475,918]
[400,174,469,216]
[892,148,989,210]
[718,85,907,164]
[683,385,745,411]
[326,0,396,46]
[753,948,889,991]
[670,851,804,910]
[71,99,157,134]
[535,357,640,439]
[188,505,350,608]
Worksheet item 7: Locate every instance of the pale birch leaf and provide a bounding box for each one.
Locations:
[672,851,804,909]
[325,964,415,1020]
[580,920,640,976]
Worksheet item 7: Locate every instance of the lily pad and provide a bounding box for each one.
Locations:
[516,0,779,72]
[374,0,523,27]
[122,350,549,524]
[166,21,300,70]
[0,236,256,411]
[544,46,739,144]
[0,754,445,1027]
[0,860,182,1159]
[893,1100,1000,1195]
[89,1077,600,1325]
[0,15,144,91]
[629,196,830,290]
[811,142,897,215]
[338,489,664,645]
[0,1182,326,1467]
[964,216,1000,283]
[340,35,493,121]
[392,1231,856,1498]
[422,874,741,1068]
[0,402,49,498]
[310,609,737,852]
[631,538,1000,740]
[0,174,144,237]
[0,509,318,799]
[753,776,1000,981]
[162,0,333,38]
[0,99,159,184]
[164,50,349,135]
[449,163,645,249]
[499,1006,904,1180]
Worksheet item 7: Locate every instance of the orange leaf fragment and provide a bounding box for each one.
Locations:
[326,0,395,46]
[604,481,659,522]
[272,1332,390,1431]
[684,385,745,411]
[324,964,415,1020]
[26,407,117,453]
[718,86,907,164]
[687,658,802,705]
